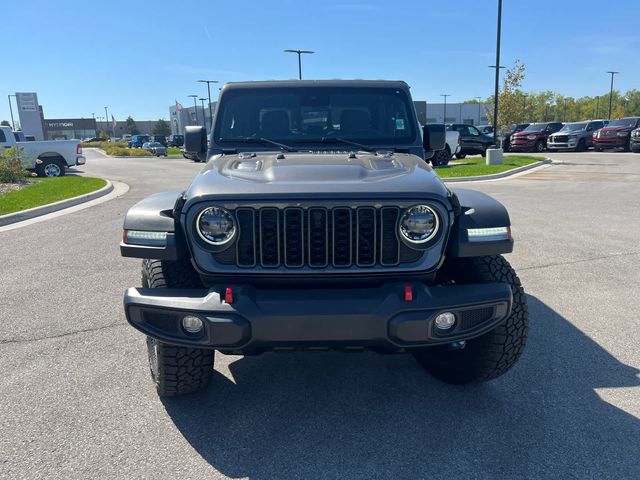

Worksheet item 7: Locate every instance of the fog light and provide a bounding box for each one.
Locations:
[182,315,204,334]
[435,312,456,330]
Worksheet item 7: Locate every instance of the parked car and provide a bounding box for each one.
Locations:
[446,123,495,159]
[0,125,85,177]
[430,128,460,166]
[477,125,494,137]
[500,123,529,152]
[142,141,168,156]
[510,122,563,152]
[120,79,528,397]
[149,135,167,147]
[83,137,105,143]
[592,117,640,151]
[167,134,184,147]
[547,120,606,152]
[630,128,640,153]
[129,135,150,148]
[122,134,132,142]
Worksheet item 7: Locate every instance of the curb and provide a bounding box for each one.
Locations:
[0,180,114,227]
[442,158,552,183]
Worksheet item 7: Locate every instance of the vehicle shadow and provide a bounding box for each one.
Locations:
[161,296,640,479]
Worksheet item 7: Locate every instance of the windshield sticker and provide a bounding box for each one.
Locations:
[395,118,405,130]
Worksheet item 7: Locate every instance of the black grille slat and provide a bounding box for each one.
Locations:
[236,208,256,266]
[332,208,352,267]
[284,208,304,267]
[357,207,376,266]
[259,208,280,267]
[380,207,400,265]
[459,307,495,330]
[308,208,328,267]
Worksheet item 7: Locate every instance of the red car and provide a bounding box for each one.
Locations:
[592,117,640,151]
[510,122,563,152]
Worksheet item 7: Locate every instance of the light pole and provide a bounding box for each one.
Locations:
[104,106,113,138]
[188,95,199,125]
[284,49,314,79]
[7,94,16,130]
[440,94,450,123]
[522,93,527,122]
[474,97,482,125]
[199,98,208,128]
[96,116,104,135]
[606,71,619,120]
[198,79,218,128]
[91,113,96,135]
[490,0,503,132]
[595,96,600,118]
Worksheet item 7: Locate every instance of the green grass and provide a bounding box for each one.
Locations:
[167,147,182,155]
[434,155,541,179]
[0,176,106,215]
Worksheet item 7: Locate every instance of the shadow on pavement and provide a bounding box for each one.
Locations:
[161,296,640,479]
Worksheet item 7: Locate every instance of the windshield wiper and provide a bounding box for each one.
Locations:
[218,137,297,152]
[317,137,376,152]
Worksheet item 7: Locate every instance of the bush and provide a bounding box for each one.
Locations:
[0,147,30,183]
[80,141,153,157]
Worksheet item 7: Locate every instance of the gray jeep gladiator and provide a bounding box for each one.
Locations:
[120,80,528,397]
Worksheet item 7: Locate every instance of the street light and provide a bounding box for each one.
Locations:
[284,49,314,80]
[595,96,600,118]
[104,106,114,138]
[188,95,199,125]
[440,94,450,123]
[199,98,208,128]
[490,0,504,132]
[197,79,219,128]
[474,96,483,125]
[606,71,619,120]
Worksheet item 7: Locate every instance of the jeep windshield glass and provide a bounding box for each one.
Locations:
[559,122,587,132]
[214,86,417,148]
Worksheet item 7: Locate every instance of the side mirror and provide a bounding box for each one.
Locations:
[184,126,207,162]
[423,123,446,152]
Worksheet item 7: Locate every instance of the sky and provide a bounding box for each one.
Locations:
[2,0,639,122]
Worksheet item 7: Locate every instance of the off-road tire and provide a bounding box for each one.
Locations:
[455,152,466,160]
[413,255,528,384]
[141,259,214,397]
[432,147,451,167]
[576,139,586,152]
[36,157,65,177]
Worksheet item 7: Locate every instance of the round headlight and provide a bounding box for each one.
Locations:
[399,205,439,244]
[196,207,236,245]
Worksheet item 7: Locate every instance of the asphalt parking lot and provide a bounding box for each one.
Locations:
[1,148,639,479]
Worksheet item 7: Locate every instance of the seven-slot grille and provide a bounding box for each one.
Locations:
[228,206,420,269]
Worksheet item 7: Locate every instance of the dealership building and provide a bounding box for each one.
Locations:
[10,92,166,140]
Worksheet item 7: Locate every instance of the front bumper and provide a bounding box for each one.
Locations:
[124,282,512,353]
[509,140,536,151]
[593,138,627,148]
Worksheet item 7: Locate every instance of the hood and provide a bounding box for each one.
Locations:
[513,130,542,137]
[599,125,633,132]
[184,151,449,204]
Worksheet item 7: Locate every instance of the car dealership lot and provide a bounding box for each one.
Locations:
[1,148,639,479]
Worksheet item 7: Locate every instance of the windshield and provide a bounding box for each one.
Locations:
[523,123,545,132]
[607,118,638,128]
[559,122,587,132]
[214,86,417,147]
[149,142,162,147]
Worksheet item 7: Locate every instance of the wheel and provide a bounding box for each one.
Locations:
[534,140,545,153]
[455,153,466,160]
[431,147,451,167]
[413,255,528,385]
[623,140,631,152]
[141,259,214,397]
[576,139,586,152]
[595,147,603,152]
[36,158,65,177]
[480,147,487,157]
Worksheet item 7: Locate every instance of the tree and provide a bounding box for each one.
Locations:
[485,60,527,128]
[125,116,140,135]
[1,120,10,127]
[152,119,171,136]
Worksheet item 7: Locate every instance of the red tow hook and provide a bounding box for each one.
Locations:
[404,283,413,302]
[224,286,234,304]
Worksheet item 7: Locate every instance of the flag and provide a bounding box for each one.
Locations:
[175,100,183,111]
[111,115,117,128]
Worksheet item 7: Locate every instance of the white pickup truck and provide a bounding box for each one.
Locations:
[430,129,460,167]
[0,125,85,177]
